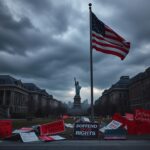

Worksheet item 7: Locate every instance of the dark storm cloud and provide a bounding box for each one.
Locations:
[0,0,150,101]
[91,0,150,87]
[22,0,51,12]
[21,0,83,35]
[0,0,87,91]
[94,0,150,47]
[0,0,52,54]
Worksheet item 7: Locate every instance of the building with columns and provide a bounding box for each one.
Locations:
[129,67,150,110]
[0,75,61,118]
[0,75,28,117]
[96,76,130,115]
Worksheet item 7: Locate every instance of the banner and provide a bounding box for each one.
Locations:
[0,120,12,139]
[39,135,54,142]
[112,113,126,126]
[125,113,134,121]
[13,127,33,134]
[62,115,70,119]
[40,120,65,136]
[20,132,39,142]
[135,109,150,123]
[39,135,66,142]
[112,112,150,135]
[74,122,99,139]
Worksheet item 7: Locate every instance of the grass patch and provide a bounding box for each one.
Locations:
[12,117,75,139]
[12,117,57,129]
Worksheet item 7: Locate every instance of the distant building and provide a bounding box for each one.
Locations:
[95,89,110,116]
[0,75,61,118]
[129,67,150,110]
[95,67,150,116]
[81,99,89,111]
[109,76,130,115]
[0,75,28,117]
[99,76,130,115]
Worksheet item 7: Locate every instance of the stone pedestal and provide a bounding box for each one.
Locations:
[73,95,81,108]
[68,95,82,116]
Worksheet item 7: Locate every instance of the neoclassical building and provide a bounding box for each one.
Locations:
[95,67,150,116]
[96,76,130,115]
[129,67,150,110]
[0,75,61,118]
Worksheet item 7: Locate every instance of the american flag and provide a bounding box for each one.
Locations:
[92,12,130,60]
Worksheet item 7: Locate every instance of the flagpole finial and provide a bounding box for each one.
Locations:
[89,3,92,9]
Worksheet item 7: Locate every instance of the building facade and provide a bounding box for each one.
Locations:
[97,76,130,115]
[95,67,150,116]
[129,67,150,110]
[0,75,61,118]
[0,75,29,117]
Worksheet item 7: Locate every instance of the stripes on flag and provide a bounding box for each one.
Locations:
[92,12,130,60]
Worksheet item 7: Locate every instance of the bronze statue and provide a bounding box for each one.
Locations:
[74,78,81,96]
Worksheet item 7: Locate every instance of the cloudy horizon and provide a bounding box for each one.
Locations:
[0,0,150,103]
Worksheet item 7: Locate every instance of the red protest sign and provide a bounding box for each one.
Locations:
[125,113,134,121]
[135,109,150,123]
[0,120,12,139]
[39,135,54,142]
[112,113,126,126]
[39,120,65,136]
[62,114,70,120]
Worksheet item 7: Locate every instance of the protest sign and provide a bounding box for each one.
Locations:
[65,123,74,128]
[39,135,66,142]
[62,115,70,119]
[39,135,54,142]
[125,113,134,121]
[50,135,66,140]
[13,127,33,134]
[0,120,12,139]
[112,112,150,135]
[20,132,39,142]
[104,128,127,140]
[135,109,150,123]
[105,120,122,129]
[80,117,90,122]
[100,120,122,133]
[40,120,65,136]
[74,122,99,139]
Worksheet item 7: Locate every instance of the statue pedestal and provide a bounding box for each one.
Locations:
[68,95,82,116]
[73,95,81,108]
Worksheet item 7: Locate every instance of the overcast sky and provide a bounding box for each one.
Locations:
[0,0,150,103]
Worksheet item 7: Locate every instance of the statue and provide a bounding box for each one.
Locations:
[74,78,81,96]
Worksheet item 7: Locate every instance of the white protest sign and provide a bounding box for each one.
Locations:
[13,127,33,134]
[20,132,39,142]
[100,120,122,133]
[80,117,90,122]
[13,130,28,134]
[65,123,74,128]
[50,135,66,140]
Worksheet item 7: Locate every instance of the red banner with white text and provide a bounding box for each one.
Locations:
[0,120,12,139]
[113,110,150,135]
[40,120,65,136]
[134,109,150,123]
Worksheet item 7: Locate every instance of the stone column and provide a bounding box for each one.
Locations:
[10,91,13,106]
[3,90,6,105]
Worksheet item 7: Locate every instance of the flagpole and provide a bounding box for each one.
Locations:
[89,3,94,122]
